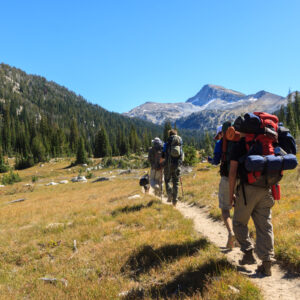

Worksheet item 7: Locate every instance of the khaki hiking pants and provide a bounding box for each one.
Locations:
[164,164,181,201]
[233,183,275,261]
[150,168,163,195]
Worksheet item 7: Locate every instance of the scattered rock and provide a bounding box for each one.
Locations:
[40,164,45,167]
[93,177,110,183]
[39,277,68,287]
[59,180,69,184]
[82,164,88,167]
[181,166,193,174]
[128,194,141,199]
[119,169,131,175]
[73,240,78,252]
[24,183,33,187]
[0,185,5,188]
[7,198,26,204]
[46,182,58,186]
[71,176,87,183]
[46,223,64,229]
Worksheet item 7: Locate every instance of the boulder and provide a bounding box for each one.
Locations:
[119,169,131,175]
[59,180,69,184]
[128,194,141,199]
[71,176,87,183]
[93,177,110,183]
[46,182,58,186]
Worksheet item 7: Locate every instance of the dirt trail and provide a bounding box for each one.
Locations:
[156,192,300,300]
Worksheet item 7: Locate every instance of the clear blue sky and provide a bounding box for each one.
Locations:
[1,0,299,113]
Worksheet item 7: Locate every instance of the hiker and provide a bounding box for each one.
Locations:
[210,122,236,249]
[162,129,183,206]
[228,113,277,276]
[148,137,164,196]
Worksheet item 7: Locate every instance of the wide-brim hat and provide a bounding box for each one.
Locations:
[214,125,222,140]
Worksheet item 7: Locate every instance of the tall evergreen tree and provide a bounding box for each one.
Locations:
[286,95,297,136]
[294,91,300,129]
[70,119,79,154]
[2,105,11,155]
[75,137,88,165]
[204,132,213,156]
[163,121,172,142]
[94,127,111,158]
[129,125,141,153]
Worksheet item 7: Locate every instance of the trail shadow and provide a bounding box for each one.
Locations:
[121,239,209,278]
[123,258,233,299]
[111,200,161,217]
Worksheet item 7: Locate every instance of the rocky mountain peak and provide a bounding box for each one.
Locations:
[186,84,245,106]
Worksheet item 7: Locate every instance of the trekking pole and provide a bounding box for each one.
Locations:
[180,176,184,198]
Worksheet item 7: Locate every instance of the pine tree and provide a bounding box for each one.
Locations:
[294,91,300,130]
[94,127,111,158]
[278,105,286,124]
[2,105,11,155]
[32,135,46,163]
[70,119,79,154]
[75,137,88,165]
[129,125,141,153]
[204,132,213,156]
[163,121,172,142]
[286,95,297,136]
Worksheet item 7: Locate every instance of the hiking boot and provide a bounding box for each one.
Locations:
[256,261,272,276]
[239,249,257,265]
[167,195,172,202]
[226,233,235,250]
[172,200,177,206]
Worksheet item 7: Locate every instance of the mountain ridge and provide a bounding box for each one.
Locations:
[124,84,287,130]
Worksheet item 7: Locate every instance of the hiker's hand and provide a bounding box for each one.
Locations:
[230,194,236,206]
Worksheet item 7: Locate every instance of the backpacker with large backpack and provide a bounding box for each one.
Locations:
[226,112,298,202]
[166,134,183,163]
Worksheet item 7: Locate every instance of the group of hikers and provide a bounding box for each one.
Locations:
[140,112,298,277]
[145,129,183,206]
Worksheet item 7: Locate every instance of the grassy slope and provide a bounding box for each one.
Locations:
[182,155,300,273]
[0,160,261,299]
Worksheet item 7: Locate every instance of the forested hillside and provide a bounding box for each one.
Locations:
[0,63,205,168]
[277,92,300,138]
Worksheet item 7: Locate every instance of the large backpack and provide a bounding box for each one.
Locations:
[168,135,182,159]
[238,112,297,187]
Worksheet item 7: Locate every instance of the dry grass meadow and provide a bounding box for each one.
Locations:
[0,158,262,299]
[183,154,300,274]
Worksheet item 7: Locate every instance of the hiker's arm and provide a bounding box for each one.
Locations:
[229,160,238,205]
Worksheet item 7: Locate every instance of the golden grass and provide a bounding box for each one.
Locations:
[182,156,300,273]
[0,159,262,299]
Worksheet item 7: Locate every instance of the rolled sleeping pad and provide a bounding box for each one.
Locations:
[245,154,298,172]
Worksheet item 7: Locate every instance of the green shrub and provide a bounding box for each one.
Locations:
[31,175,39,183]
[0,163,10,173]
[86,171,94,179]
[15,155,35,170]
[183,145,198,166]
[2,171,21,185]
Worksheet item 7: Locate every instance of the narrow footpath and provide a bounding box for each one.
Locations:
[158,193,300,300]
